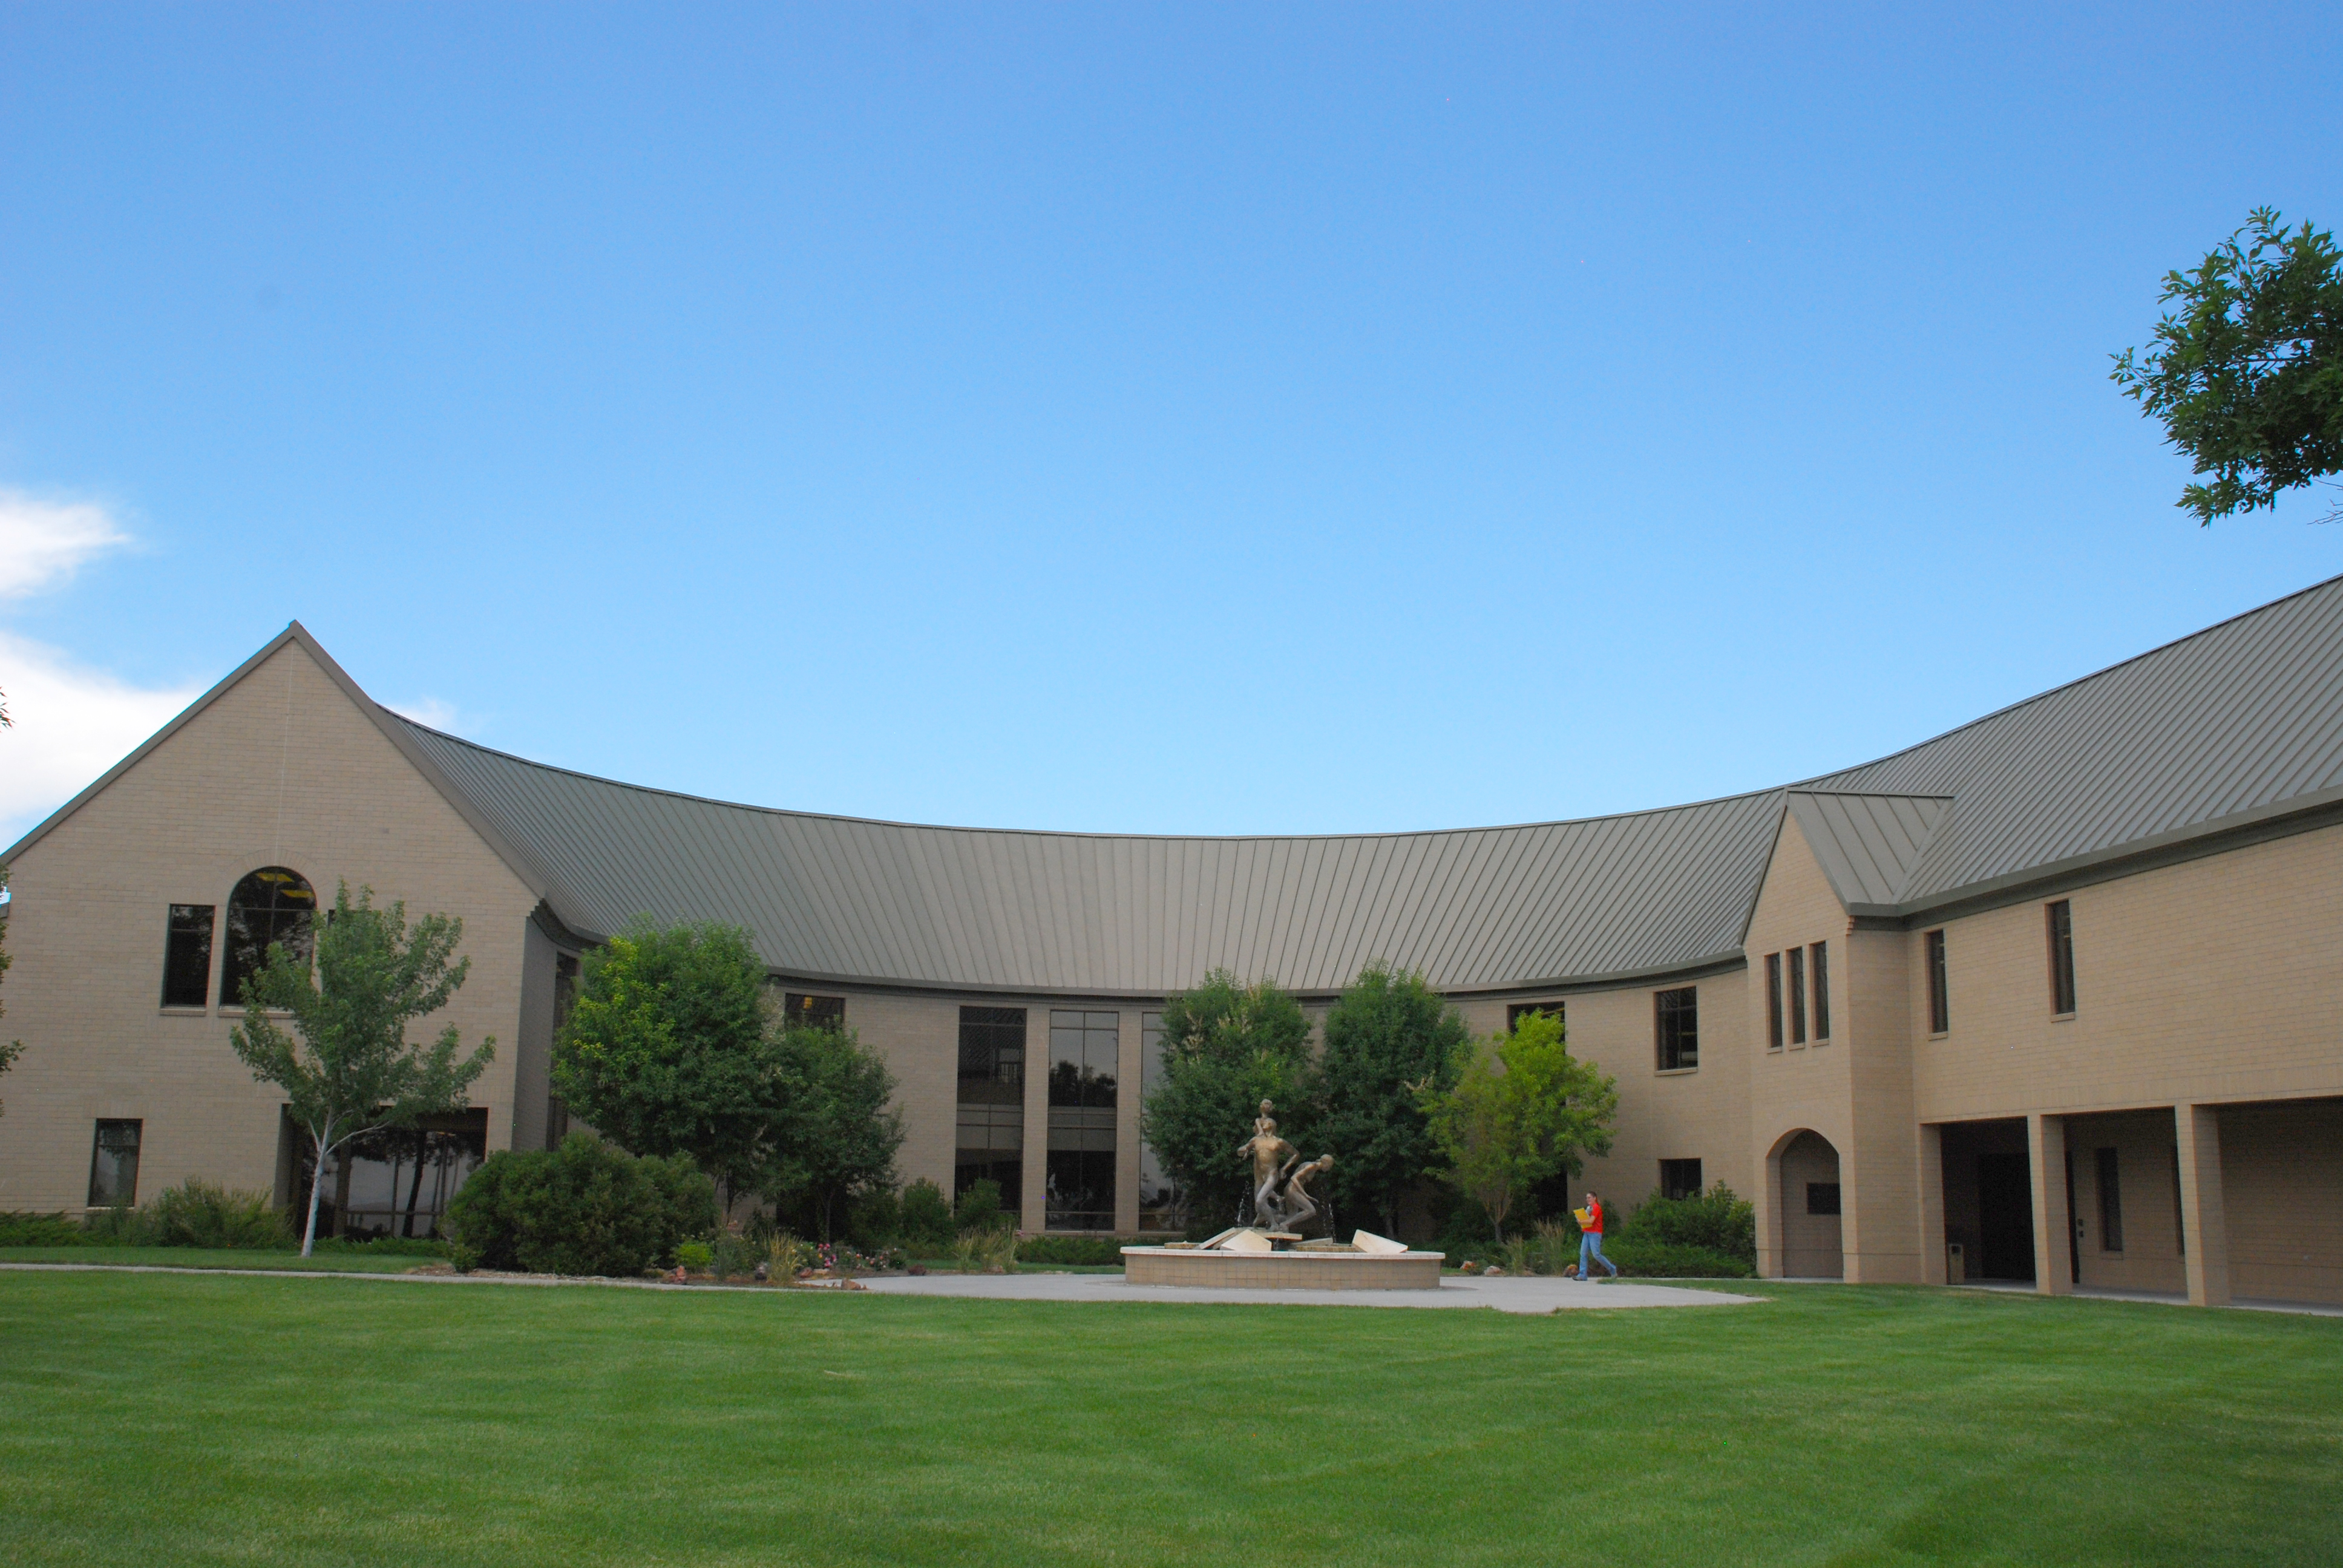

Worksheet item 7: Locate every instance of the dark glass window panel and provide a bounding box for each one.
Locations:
[1806,1181,1841,1217]
[1766,953,1783,1049]
[1788,946,1807,1044]
[553,954,579,1031]
[957,1006,1027,1105]
[784,992,845,1030]
[1506,1001,1566,1033]
[1047,1008,1118,1109]
[1045,1147,1116,1231]
[88,1119,143,1207]
[221,867,317,1005]
[1926,929,1950,1033]
[2048,901,2076,1014]
[2097,1146,2123,1252]
[1046,1011,1119,1229]
[295,1109,488,1241]
[162,904,215,1007]
[1654,987,1699,1071]
[1659,1158,1703,1201]
[1811,941,1831,1040]
[953,1153,1021,1214]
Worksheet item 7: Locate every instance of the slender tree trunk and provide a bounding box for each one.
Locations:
[401,1132,428,1238]
[301,1120,333,1258]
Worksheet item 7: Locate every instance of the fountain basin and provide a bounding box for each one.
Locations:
[1121,1246,1445,1290]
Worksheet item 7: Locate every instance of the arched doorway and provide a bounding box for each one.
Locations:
[1778,1131,1844,1279]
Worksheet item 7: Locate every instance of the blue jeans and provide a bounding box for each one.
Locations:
[1580,1233,1617,1277]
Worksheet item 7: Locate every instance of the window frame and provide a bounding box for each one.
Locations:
[1659,1158,1703,1201]
[160,903,216,1008]
[88,1119,143,1208]
[1810,939,1830,1041]
[1765,953,1784,1051]
[2046,900,2076,1016]
[1506,1000,1566,1033]
[1787,945,1807,1045]
[1654,986,1699,1073]
[1806,1181,1842,1217]
[782,991,847,1031]
[1925,929,1950,1034]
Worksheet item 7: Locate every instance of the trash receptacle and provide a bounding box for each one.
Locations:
[1946,1242,1966,1284]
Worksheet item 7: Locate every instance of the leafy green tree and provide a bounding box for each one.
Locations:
[1139,969,1314,1235]
[1420,1010,1616,1243]
[758,1019,905,1242]
[230,883,496,1256]
[551,919,783,1206]
[1311,963,1468,1236]
[2113,208,2343,523]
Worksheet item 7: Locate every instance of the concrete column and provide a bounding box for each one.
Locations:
[1757,1145,1784,1278]
[1113,1009,1142,1235]
[1020,1007,1049,1235]
[1917,1123,1947,1285]
[2175,1103,2232,1307]
[2027,1113,2071,1296]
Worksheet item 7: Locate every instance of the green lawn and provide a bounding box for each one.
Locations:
[0,1245,433,1273]
[2,1272,2337,1566]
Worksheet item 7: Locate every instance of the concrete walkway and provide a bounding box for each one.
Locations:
[859,1272,1761,1314]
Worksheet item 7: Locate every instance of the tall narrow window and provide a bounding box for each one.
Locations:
[1654,987,1699,1071]
[1765,954,1784,1050]
[221,867,316,1005]
[1810,941,1830,1040]
[88,1120,143,1208]
[2047,900,2076,1015]
[1046,1009,1118,1230]
[2096,1146,2123,1252]
[161,904,215,1007]
[955,1006,1026,1212]
[783,992,845,1031]
[1659,1158,1703,1201]
[1787,946,1807,1044]
[1925,929,1949,1033]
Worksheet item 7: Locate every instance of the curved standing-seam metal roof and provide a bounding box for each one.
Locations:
[387,573,2343,996]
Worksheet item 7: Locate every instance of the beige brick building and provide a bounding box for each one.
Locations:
[5,579,2341,1307]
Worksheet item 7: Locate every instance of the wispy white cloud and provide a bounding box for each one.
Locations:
[0,632,204,846]
[0,491,132,599]
[384,696,469,733]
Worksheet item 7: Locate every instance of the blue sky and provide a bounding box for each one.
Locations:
[3,4,2339,843]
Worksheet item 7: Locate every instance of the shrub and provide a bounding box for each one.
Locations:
[675,1241,714,1272]
[146,1180,286,1249]
[1599,1236,1754,1278]
[1614,1184,1756,1263]
[950,1227,1018,1272]
[952,1179,1009,1234]
[899,1179,955,1250]
[80,1205,158,1245]
[1015,1235,1129,1266]
[847,1186,900,1249]
[0,1212,85,1247]
[444,1133,718,1276]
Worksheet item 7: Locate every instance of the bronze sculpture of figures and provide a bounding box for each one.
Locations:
[1233,1100,1334,1233]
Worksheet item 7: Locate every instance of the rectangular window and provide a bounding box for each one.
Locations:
[1506,1000,1565,1033]
[1788,946,1807,1044]
[955,1006,1026,1212]
[1806,1181,1841,1216]
[1659,1158,1703,1201]
[2047,900,2076,1015]
[1046,1009,1118,1230]
[1925,929,1949,1033]
[1654,987,1699,1071]
[160,904,215,1008]
[2096,1146,2123,1252]
[88,1120,143,1208]
[1138,1011,1179,1231]
[1765,953,1784,1050]
[1810,940,1830,1040]
[783,992,846,1031]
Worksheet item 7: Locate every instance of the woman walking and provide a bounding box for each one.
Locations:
[1576,1191,1619,1281]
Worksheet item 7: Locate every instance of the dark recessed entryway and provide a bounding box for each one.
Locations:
[1939,1119,2034,1282]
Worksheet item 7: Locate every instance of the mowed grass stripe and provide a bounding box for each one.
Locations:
[0,1272,2337,1566]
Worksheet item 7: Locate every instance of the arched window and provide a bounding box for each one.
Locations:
[222,867,316,1004]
